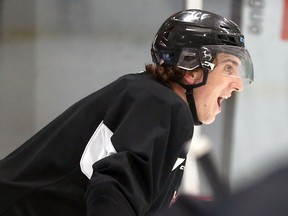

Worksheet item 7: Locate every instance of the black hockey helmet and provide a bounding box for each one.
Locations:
[151,9,254,85]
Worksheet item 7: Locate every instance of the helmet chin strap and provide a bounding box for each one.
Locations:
[177,69,209,126]
[186,90,202,125]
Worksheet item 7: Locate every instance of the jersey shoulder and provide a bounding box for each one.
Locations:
[117,72,186,106]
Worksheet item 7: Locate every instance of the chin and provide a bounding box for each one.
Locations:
[199,116,216,125]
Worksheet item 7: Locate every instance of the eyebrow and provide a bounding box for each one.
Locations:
[218,58,240,67]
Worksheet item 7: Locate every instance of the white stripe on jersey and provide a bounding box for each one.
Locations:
[172,158,185,171]
[80,121,117,179]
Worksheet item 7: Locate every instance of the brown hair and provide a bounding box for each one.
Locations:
[145,63,186,88]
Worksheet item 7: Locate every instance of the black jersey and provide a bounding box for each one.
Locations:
[0,72,194,216]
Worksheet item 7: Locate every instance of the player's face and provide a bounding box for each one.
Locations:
[193,53,243,124]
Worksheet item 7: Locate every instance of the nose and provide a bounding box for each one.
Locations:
[230,78,244,92]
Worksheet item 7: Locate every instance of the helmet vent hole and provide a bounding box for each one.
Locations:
[163,27,174,41]
[220,25,231,30]
[163,31,170,41]
[183,55,195,61]
[218,35,227,40]
[228,36,236,42]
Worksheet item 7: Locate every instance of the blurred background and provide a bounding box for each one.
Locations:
[1,0,288,194]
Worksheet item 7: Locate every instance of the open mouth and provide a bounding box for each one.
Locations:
[217,97,223,107]
[217,96,229,109]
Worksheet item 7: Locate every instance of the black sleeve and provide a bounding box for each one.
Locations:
[86,87,193,216]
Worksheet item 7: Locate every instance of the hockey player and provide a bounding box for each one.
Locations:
[0,9,253,216]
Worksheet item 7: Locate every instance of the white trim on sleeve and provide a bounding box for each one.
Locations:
[80,121,117,179]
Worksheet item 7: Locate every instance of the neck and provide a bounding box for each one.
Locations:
[170,81,188,104]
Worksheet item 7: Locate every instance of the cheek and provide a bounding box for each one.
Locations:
[193,85,214,107]
[193,84,220,115]
[193,89,211,118]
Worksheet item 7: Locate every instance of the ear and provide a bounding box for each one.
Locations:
[183,70,203,85]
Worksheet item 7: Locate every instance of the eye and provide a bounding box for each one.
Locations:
[224,64,235,75]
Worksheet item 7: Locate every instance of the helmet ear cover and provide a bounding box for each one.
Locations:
[177,47,216,71]
[177,45,254,85]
